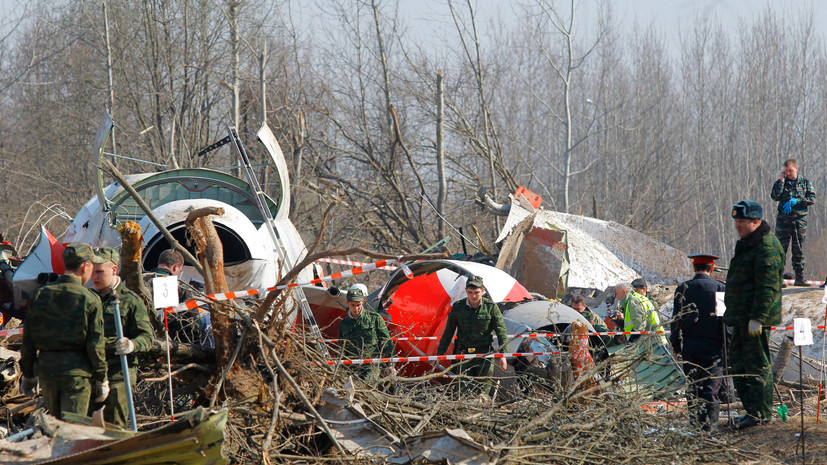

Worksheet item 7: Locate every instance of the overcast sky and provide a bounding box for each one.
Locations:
[394,0,825,53]
[2,0,824,55]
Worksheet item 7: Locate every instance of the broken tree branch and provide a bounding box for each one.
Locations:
[475,186,510,216]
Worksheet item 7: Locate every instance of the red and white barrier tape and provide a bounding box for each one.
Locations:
[783,279,826,287]
[317,257,398,270]
[326,350,561,365]
[322,330,673,343]
[0,328,23,337]
[168,258,402,313]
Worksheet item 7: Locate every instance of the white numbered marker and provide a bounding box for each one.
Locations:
[793,318,813,346]
[715,292,726,317]
[152,275,180,309]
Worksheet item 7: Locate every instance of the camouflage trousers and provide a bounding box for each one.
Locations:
[89,367,138,427]
[775,215,807,270]
[40,375,92,420]
[451,349,495,396]
[728,326,773,421]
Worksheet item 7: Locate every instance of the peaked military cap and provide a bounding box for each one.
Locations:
[346,288,366,302]
[466,275,484,288]
[93,246,120,265]
[63,243,104,268]
[688,253,719,265]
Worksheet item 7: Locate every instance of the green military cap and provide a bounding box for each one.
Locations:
[93,246,120,265]
[63,242,104,268]
[466,275,484,288]
[346,288,366,302]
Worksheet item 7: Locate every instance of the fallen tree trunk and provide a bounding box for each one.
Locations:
[185,207,234,369]
[146,338,215,362]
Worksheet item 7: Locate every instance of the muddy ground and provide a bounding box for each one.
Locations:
[719,415,827,464]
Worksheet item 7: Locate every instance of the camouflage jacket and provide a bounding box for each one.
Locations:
[338,311,394,359]
[771,176,815,217]
[95,280,154,377]
[20,274,107,381]
[437,297,508,355]
[581,307,615,347]
[724,221,784,327]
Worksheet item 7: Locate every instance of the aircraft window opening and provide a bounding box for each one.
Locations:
[142,222,251,270]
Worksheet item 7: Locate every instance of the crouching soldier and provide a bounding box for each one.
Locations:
[338,287,395,384]
[91,247,153,427]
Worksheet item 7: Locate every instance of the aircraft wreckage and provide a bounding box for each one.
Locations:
[0,111,690,461]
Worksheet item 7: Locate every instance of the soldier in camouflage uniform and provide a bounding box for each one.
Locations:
[437,275,508,395]
[570,295,617,349]
[19,243,109,419]
[724,200,784,429]
[91,247,154,427]
[770,158,815,285]
[338,287,394,384]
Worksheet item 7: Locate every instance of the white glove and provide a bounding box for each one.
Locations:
[115,337,135,355]
[748,319,762,337]
[20,376,38,397]
[95,379,110,403]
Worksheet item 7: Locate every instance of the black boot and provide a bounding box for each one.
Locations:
[794,270,810,287]
[733,414,764,430]
[704,404,720,432]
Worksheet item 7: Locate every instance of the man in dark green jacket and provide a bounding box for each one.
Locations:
[20,243,109,419]
[724,200,784,429]
[338,287,394,384]
[437,275,508,394]
[91,247,154,427]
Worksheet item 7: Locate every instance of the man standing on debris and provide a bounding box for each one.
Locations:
[770,158,815,286]
[19,243,109,419]
[724,200,784,429]
[616,278,667,345]
[671,254,727,432]
[437,275,508,395]
[338,287,395,384]
[91,247,154,427]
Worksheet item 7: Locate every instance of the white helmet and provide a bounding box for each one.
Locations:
[348,283,368,295]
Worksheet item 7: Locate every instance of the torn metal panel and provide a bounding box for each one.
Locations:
[497,200,691,290]
[0,407,227,464]
[317,399,398,460]
[387,428,497,465]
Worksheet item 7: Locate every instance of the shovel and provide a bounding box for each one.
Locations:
[774,384,788,422]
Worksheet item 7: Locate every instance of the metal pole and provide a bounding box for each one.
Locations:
[722,323,733,427]
[112,291,138,432]
[800,345,805,464]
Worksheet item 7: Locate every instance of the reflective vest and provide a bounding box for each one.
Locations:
[624,291,667,344]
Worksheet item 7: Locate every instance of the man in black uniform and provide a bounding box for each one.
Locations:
[671,253,727,432]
